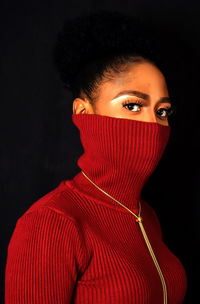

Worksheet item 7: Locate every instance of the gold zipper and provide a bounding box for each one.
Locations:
[137,217,167,303]
[81,170,168,303]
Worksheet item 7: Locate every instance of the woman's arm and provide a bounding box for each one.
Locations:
[5,207,85,303]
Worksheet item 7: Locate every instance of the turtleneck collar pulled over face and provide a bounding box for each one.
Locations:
[70,113,171,213]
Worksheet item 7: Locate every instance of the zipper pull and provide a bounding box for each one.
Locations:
[136,216,143,223]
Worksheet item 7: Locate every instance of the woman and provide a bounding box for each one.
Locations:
[5,9,187,303]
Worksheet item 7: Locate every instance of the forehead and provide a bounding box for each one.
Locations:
[97,62,169,99]
[112,62,166,85]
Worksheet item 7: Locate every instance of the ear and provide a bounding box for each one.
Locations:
[72,98,94,114]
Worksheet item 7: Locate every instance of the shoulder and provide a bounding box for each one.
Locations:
[5,184,92,302]
[19,180,83,226]
[9,180,91,260]
[8,187,91,274]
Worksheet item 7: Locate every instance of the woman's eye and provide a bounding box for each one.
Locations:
[157,108,172,119]
[123,102,142,112]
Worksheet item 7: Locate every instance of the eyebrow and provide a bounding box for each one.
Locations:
[112,90,172,104]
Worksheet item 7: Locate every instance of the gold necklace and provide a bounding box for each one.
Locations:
[81,170,168,304]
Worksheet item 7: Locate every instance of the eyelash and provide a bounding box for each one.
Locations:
[122,99,175,120]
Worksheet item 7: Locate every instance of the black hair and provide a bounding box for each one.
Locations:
[53,9,160,102]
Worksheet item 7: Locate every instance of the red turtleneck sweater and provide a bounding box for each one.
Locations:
[5,114,187,303]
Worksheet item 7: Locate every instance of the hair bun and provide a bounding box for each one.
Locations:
[53,9,155,90]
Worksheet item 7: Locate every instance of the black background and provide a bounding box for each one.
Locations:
[1,1,200,303]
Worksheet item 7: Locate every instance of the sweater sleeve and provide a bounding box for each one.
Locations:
[5,206,86,303]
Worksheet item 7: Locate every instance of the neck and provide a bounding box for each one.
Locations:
[71,114,170,212]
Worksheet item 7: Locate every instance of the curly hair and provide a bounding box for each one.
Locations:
[53,9,159,102]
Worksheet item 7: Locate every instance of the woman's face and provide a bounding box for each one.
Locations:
[73,61,172,126]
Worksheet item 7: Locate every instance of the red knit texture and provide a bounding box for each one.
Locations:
[5,114,187,303]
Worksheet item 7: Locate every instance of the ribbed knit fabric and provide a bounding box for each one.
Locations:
[5,114,188,303]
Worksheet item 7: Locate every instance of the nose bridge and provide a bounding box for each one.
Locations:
[148,109,157,123]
